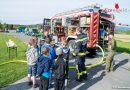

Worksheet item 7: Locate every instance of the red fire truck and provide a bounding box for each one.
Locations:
[49,5,115,53]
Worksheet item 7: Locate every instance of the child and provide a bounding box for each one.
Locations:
[40,38,56,88]
[26,39,38,88]
[39,39,45,55]
[61,40,70,78]
[54,47,66,90]
[38,47,50,90]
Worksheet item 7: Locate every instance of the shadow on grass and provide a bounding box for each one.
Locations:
[116,47,130,54]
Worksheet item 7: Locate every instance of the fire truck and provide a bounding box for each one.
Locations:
[45,5,115,53]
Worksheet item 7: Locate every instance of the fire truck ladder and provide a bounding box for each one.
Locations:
[89,12,100,47]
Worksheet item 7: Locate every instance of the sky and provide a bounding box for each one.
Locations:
[0,0,129,25]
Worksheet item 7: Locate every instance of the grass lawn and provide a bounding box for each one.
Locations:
[0,33,27,88]
[115,30,130,35]
[116,40,130,53]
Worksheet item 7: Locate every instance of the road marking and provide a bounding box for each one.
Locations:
[71,82,86,90]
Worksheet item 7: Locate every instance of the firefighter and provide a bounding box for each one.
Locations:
[105,34,116,73]
[73,28,88,81]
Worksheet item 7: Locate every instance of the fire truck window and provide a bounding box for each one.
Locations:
[68,26,77,36]
[80,16,91,27]
[71,20,79,26]
[86,17,91,24]
[82,27,89,39]
[99,24,107,40]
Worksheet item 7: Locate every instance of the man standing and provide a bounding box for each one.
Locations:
[73,29,88,81]
[105,34,116,73]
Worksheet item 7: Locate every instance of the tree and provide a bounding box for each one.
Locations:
[0,22,2,29]
[8,24,13,30]
[2,23,7,30]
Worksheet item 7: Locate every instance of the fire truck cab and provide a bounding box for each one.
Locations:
[50,5,115,52]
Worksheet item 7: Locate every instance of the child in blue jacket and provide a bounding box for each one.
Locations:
[40,38,56,87]
[38,47,50,90]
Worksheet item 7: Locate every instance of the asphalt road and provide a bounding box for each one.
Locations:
[3,33,130,90]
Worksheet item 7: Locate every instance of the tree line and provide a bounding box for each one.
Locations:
[0,22,42,30]
[0,23,14,30]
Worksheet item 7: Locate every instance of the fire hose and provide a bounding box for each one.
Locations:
[0,45,104,70]
[69,45,104,69]
[0,60,27,66]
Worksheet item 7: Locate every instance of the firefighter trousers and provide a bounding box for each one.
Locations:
[76,56,87,80]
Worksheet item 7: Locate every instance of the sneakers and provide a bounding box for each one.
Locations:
[48,84,53,89]
[76,78,83,82]
[32,84,39,89]
[28,82,38,89]
[28,81,32,86]
[103,70,110,74]
[82,74,88,80]
[76,74,88,82]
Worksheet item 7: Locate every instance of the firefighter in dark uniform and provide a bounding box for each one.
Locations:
[105,34,116,73]
[73,28,88,81]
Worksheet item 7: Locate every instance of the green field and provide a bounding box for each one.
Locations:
[0,34,27,88]
[115,30,130,35]
[116,40,130,53]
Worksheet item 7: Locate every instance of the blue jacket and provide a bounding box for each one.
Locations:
[37,55,50,78]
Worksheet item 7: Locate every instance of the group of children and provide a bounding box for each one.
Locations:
[26,36,70,90]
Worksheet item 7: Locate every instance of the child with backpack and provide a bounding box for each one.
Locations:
[54,47,67,90]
